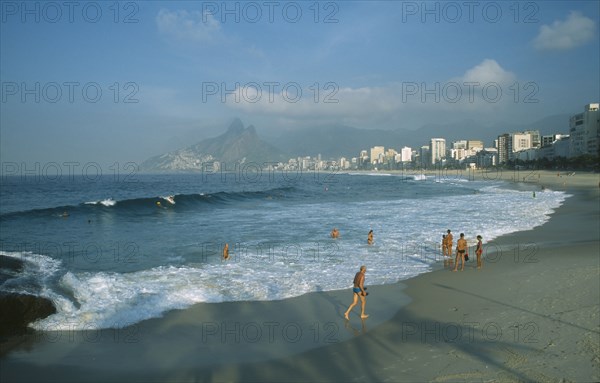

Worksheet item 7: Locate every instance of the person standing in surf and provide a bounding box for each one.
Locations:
[476,235,483,269]
[453,233,467,272]
[442,234,447,257]
[222,243,229,261]
[446,229,453,258]
[344,265,369,320]
[367,230,374,245]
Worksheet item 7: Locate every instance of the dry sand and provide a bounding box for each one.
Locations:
[1,171,598,382]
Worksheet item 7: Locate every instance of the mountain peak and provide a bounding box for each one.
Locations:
[141,120,287,172]
[227,118,245,134]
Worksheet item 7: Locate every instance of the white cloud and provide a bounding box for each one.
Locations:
[533,11,596,51]
[156,9,222,43]
[458,59,516,86]
[223,59,517,120]
[197,59,527,129]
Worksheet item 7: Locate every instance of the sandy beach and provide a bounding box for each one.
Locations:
[1,170,598,382]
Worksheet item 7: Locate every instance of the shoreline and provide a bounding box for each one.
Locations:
[1,173,598,382]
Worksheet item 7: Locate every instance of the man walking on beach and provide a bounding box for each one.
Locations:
[344,265,369,320]
[453,233,467,272]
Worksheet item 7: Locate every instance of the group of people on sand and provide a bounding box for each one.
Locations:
[442,229,483,271]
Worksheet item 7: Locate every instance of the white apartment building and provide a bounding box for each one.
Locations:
[569,103,600,157]
[430,138,446,164]
[401,146,412,162]
[512,133,532,153]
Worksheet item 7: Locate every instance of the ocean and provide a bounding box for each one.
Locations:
[0,170,568,330]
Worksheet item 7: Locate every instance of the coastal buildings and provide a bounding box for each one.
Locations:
[268,103,597,171]
[496,130,541,163]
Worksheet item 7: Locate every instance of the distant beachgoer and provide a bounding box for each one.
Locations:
[344,265,369,320]
[476,235,483,269]
[446,230,453,257]
[442,235,447,257]
[222,243,229,260]
[331,228,340,239]
[367,230,374,245]
[453,233,467,272]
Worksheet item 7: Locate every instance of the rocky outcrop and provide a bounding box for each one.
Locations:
[0,292,56,337]
[0,256,57,337]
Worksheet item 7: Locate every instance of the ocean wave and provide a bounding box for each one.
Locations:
[0,186,298,219]
[85,198,116,207]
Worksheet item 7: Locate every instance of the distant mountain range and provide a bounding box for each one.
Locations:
[141,114,571,171]
[266,114,571,158]
[140,119,287,172]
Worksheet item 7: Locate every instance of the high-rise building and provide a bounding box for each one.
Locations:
[497,133,511,164]
[370,146,385,164]
[523,131,541,148]
[467,140,484,150]
[429,138,446,164]
[512,132,532,153]
[569,103,600,157]
[419,146,430,167]
[401,147,412,162]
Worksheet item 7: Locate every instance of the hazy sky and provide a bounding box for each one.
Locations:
[1,1,599,168]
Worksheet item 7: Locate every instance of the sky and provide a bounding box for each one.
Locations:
[1,0,599,168]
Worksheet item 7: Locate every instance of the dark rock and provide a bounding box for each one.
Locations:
[0,255,25,285]
[0,293,56,337]
[0,255,24,273]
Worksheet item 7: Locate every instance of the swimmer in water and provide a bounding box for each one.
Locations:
[223,243,229,260]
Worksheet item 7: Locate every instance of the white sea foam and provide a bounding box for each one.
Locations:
[0,251,62,294]
[161,195,176,204]
[85,198,116,207]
